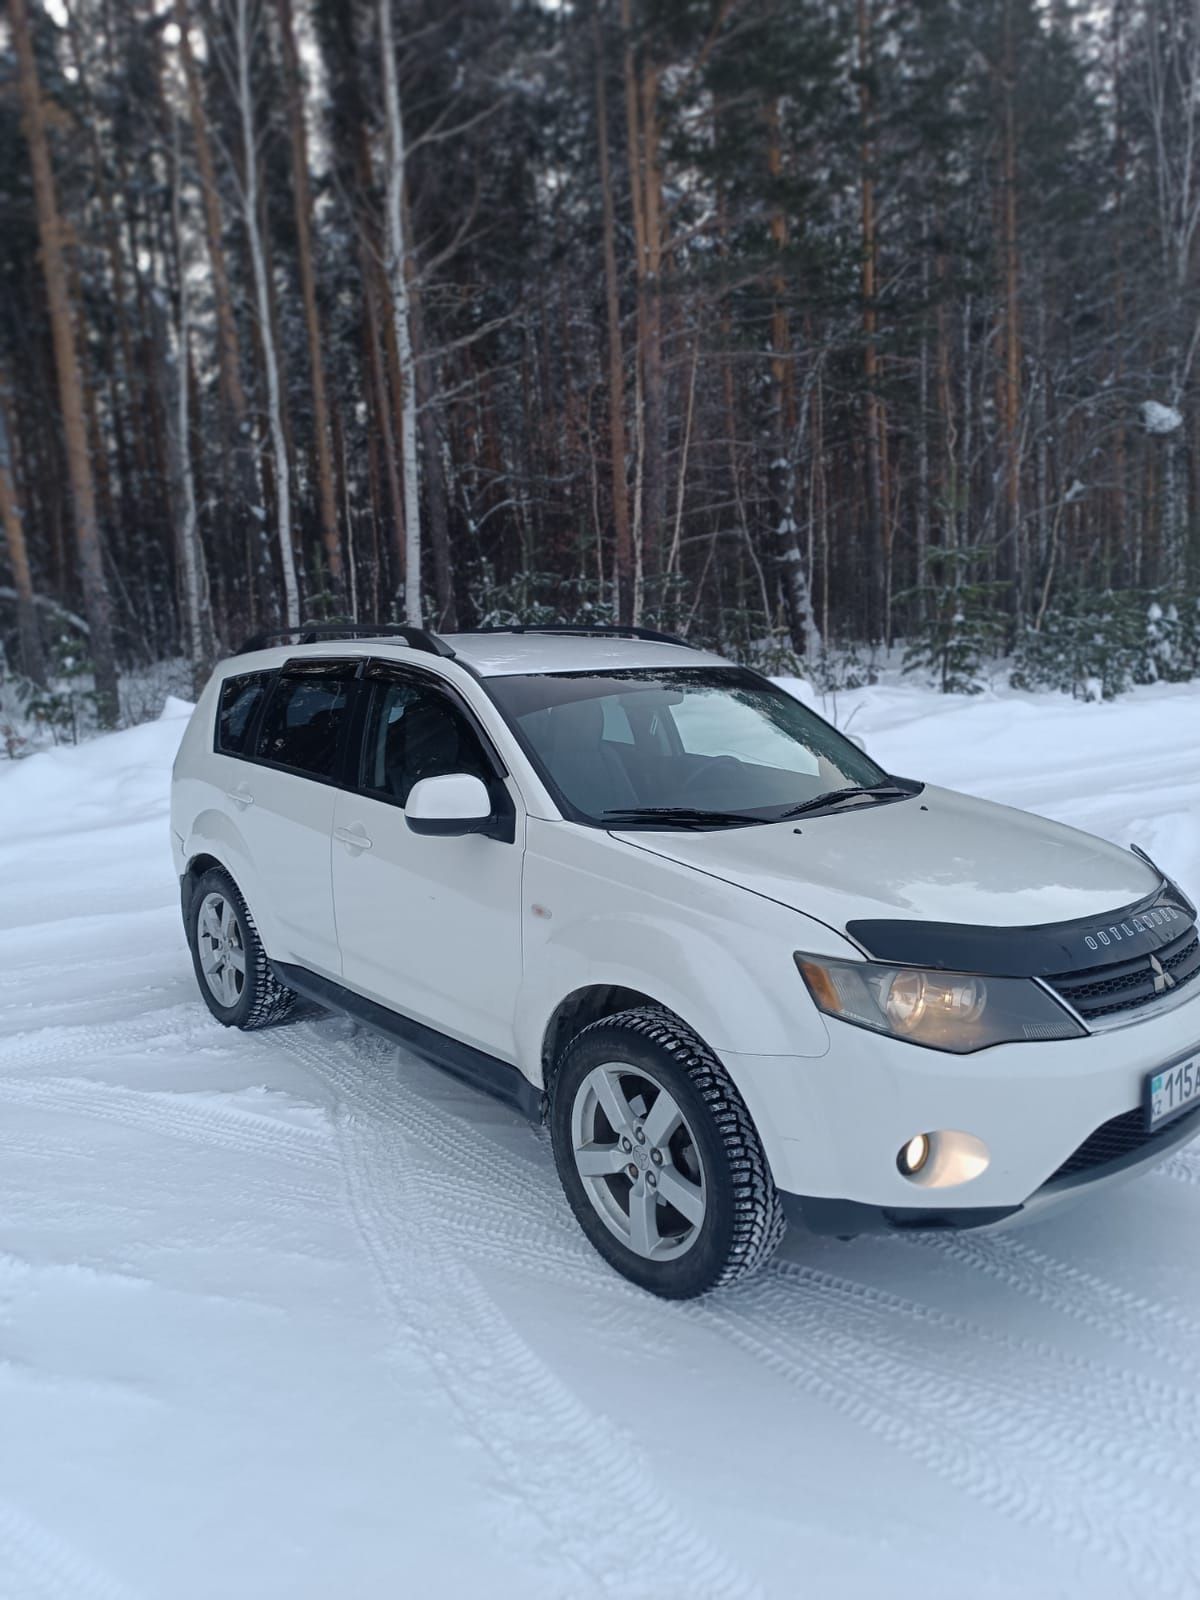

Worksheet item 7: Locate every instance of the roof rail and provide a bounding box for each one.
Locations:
[465,624,690,647]
[235,622,455,659]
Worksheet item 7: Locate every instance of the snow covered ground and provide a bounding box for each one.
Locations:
[0,677,1198,1600]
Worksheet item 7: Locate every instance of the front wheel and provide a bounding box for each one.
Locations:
[186,867,297,1030]
[550,1008,785,1298]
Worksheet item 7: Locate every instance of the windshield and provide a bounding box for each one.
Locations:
[485,667,892,826]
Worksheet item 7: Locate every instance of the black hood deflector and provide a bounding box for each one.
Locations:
[847,884,1196,978]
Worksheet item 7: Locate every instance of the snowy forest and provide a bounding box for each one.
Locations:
[3,0,1200,727]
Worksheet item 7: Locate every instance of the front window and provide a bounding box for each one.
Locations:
[357,677,492,805]
[486,668,893,826]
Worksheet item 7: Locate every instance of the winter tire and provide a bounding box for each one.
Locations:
[550,1007,785,1298]
[186,867,298,1030]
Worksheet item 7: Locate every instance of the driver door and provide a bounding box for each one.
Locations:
[331,662,525,1060]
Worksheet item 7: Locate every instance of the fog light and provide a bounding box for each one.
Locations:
[898,1133,930,1176]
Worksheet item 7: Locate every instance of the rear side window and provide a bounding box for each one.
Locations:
[216,672,272,757]
[255,667,354,780]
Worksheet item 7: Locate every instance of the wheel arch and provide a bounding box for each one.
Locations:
[540,985,697,1095]
[177,806,279,954]
[180,850,227,920]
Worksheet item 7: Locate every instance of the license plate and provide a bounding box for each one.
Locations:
[1147,1053,1200,1131]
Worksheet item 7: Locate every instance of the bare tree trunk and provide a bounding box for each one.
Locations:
[764,99,818,659]
[1108,0,1128,588]
[364,277,407,599]
[379,0,423,625]
[232,0,299,629]
[175,0,248,433]
[1144,0,1200,586]
[403,187,456,628]
[168,116,215,685]
[639,59,667,576]
[619,2,666,592]
[934,225,957,554]
[620,0,646,609]
[1000,0,1023,605]
[174,0,264,627]
[593,7,633,623]
[916,221,931,612]
[998,0,1030,620]
[275,0,342,604]
[411,342,456,629]
[857,0,886,642]
[11,0,119,724]
[0,377,45,686]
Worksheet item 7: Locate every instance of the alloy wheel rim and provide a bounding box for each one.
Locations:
[570,1062,707,1262]
[197,891,247,1009]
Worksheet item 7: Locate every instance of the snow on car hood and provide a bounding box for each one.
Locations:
[613,783,1161,936]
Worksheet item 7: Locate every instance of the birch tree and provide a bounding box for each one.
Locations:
[379,0,423,625]
[167,117,215,686]
[275,0,343,603]
[174,0,264,619]
[593,7,634,624]
[1138,0,1200,585]
[222,0,301,629]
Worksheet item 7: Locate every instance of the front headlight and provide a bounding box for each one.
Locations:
[795,953,1085,1054]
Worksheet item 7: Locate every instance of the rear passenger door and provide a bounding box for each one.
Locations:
[331,661,525,1059]
[221,657,356,979]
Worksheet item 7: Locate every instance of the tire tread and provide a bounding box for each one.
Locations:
[560,1006,785,1291]
[187,868,298,1031]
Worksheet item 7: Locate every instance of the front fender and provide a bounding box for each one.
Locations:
[516,820,836,1075]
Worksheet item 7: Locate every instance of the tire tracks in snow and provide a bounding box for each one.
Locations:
[0,1009,204,1070]
[707,1262,1200,1595]
[277,1020,763,1600]
[0,1501,140,1600]
[916,1228,1200,1366]
[278,1019,1200,1596]
[1155,1143,1200,1188]
[0,1075,336,1178]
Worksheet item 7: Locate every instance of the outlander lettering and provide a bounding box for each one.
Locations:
[1085,906,1182,950]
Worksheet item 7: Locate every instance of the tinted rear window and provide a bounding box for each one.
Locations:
[216,672,273,756]
[255,672,352,780]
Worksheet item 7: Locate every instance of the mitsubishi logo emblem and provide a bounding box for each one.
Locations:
[1150,954,1177,994]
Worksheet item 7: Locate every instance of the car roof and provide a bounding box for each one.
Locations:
[440,631,726,677]
[224,631,728,679]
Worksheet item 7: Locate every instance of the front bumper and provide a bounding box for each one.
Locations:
[722,984,1200,1217]
[780,1098,1200,1237]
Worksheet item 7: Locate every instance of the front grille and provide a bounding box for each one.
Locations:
[1051,1101,1200,1181]
[1047,925,1200,1021]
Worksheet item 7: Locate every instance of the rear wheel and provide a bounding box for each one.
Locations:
[550,1007,785,1298]
[186,867,297,1030]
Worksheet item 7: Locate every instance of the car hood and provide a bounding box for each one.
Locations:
[613,784,1162,939]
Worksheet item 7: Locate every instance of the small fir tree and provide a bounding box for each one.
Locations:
[900,547,1008,694]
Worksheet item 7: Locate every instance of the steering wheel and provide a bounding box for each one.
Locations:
[680,755,743,795]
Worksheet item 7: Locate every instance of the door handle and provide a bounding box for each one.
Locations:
[226,787,254,810]
[335,823,373,854]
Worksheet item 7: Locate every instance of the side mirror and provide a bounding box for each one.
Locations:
[405,772,496,837]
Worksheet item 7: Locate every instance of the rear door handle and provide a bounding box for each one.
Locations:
[226,786,254,810]
[335,823,373,854]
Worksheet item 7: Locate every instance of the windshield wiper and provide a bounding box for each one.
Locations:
[602,806,766,830]
[780,782,915,821]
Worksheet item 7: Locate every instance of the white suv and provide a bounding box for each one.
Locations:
[171,624,1200,1298]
